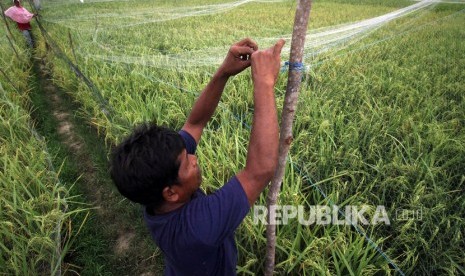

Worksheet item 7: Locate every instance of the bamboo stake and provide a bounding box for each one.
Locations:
[264,0,312,275]
[6,35,21,60]
[68,30,78,64]
[0,67,21,94]
[0,1,17,42]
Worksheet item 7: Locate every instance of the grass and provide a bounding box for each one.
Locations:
[4,0,465,274]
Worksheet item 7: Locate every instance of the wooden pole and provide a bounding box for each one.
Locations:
[0,1,17,42]
[68,30,78,64]
[0,67,21,94]
[264,0,312,275]
[6,34,21,60]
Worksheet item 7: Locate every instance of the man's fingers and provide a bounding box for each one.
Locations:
[231,46,256,61]
[235,38,258,51]
[273,39,285,56]
[233,46,255,55]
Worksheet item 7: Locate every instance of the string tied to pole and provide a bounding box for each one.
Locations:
[281,61,305,72]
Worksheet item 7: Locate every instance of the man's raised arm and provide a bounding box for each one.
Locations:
[182,38,258,143]
[237,39,284,206]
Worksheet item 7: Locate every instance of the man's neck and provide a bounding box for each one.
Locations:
[153,201,186,215]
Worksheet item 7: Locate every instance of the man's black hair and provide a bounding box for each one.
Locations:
[110,123,185,208]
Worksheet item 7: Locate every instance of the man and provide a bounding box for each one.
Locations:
[110,38,284,275]
[4,0,37,48]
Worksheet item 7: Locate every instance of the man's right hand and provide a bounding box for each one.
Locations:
[250,39,285,88]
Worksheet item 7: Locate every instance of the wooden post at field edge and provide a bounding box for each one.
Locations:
[264,0,313,275]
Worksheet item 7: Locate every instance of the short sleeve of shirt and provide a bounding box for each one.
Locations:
[179,130,196,154]
[184,176,250,246]
[144,130,249,275]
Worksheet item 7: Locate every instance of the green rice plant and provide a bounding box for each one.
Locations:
[31,0,465,274]
[0,22,85,275]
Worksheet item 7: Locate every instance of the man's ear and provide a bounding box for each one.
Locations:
[162,186,180,203]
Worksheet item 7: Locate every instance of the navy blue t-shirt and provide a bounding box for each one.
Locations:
[143,130,250,275]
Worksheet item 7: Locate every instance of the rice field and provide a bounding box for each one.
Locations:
[0,23,81,274]
[3,0,465,274]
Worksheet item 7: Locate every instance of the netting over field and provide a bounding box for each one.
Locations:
[37,0,450,69]
[18,0,465,274]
